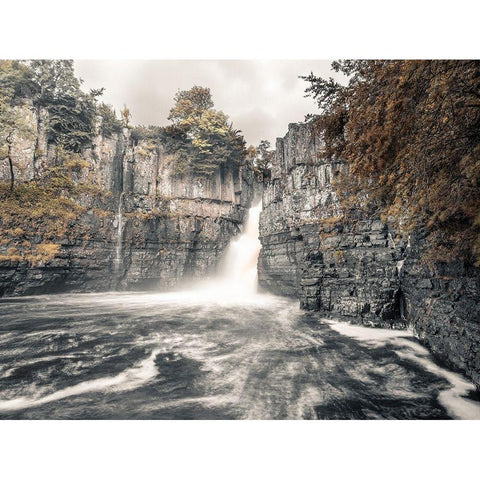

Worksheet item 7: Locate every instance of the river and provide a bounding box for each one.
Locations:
[0,203,479,419]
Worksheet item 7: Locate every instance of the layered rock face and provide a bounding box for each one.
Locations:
[259,121,404,327]
[401,232,480,387]
[259,120,480,387]
[0,105,255,295]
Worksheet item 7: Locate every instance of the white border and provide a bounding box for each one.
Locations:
[1,1,479,59]
[0,1,478,477]
[1,420,479,479]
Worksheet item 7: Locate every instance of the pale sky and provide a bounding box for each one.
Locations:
[74,60,343,147]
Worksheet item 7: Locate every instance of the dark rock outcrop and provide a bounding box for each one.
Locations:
[0,107,257,295]
[259,120,480,387]
[402,231,480,387]
[259,121,405,327]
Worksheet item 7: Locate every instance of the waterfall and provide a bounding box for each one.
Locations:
[161,200,263,302]
[219,201,262,294]
[114,193,124,273]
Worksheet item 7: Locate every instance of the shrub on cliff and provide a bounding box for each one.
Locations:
[130,125,163,144]
[250,139,273,179]
[0,179,83,265]
[98,103,123,137]
[303,60,480,264]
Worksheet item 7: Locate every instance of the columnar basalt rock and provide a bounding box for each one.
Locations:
[259,119,480,388]
[0,108,257,295]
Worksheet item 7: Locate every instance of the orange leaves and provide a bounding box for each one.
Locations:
[305,60,480,263]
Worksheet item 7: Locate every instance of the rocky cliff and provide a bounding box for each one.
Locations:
[259,121,404,325]
[0,103,256,295]
[259,120,480,387]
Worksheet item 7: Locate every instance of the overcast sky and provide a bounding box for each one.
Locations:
[74,60,343,147]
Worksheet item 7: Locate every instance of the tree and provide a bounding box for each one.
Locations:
[28,60,100,152]
[0,60,33,102]
[0,99,34,192]
[29,60,80,105]
[302,60,480,263]
[168,86,214,130]
[98,103,123,137]
[163,86,246,175]
[120,104,131,128]
[254,139,274,174]
[0,61,35,191]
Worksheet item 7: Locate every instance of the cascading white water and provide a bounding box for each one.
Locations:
[145,201,262,303]
[218,200,262,294]
[114,193,124,272]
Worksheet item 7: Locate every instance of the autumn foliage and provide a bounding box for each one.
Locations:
[303,60,480,264]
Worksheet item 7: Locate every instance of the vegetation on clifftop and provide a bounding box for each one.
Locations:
[303,60,480,264]
[248,139,274,179]
[126,87,248,176]
[161,86,247,176]
[0,63,248,265]
[2,62,248,187]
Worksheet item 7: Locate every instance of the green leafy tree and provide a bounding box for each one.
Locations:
[98,103,123,137]
[168,86,214,131]
[0,60,33,102]
[29,60,81,106]
[28,60,101,152]
[163,86,246,175]
[254,139,273,175]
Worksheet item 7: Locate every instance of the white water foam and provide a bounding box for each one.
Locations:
[0,348,161,412]
[0,201,266,313]
[327,319,480,419]
[113,192,124,273]
[127,200,267,306]
[218,201,262,295]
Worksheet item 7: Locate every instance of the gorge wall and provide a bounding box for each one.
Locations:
[2,100,479,389]
[259,120,480,388]
[0,102,256,295]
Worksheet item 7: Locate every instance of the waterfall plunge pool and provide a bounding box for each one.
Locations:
[1,290,480,419]
[0,202,479,419]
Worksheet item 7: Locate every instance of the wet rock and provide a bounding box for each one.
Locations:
[258,120,480,388]
[259,121,404,328]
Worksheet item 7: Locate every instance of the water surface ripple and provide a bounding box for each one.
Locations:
[0,290,479,419]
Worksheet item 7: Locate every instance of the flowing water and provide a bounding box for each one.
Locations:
[0,204,479,420]
[113,192,124,273]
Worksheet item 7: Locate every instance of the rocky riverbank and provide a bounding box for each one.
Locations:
[258,120,480,387]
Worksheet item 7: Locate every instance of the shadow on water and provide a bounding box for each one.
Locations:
[0,293,478,419]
